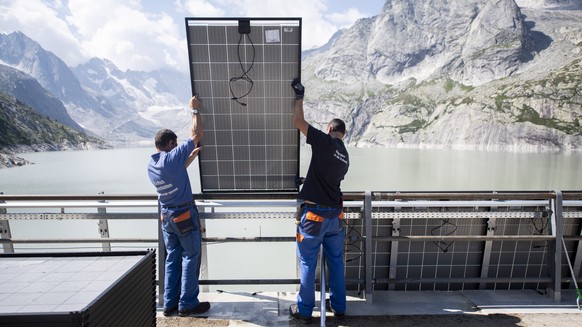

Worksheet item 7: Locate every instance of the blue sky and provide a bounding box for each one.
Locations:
[0,0,385,72]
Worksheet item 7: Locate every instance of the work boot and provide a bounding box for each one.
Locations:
[289,304,313,324]
[162,305,178,317]
[178,302,210,316]
[325,299,345,318]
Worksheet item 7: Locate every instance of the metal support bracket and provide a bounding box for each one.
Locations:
[363,191,373,303]
[480,217,496,289]
[97,205,111,252]
[0,195,13,253]
[548,190,563,303]
[388,217,400,290]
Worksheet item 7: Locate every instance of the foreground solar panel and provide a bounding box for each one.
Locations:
[185,18,301,193]
[0,251,156,326]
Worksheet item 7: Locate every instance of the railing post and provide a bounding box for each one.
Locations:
[388,216,400,291]
[574,218,582,284]
[479,217,496,289]
[97,204,111,252]
[364,191,373,303]
[548,190,563,303]
[97,193,111,252]
[320,244,326,326]
[157,201,165,308]
[0,193,14,253]
[199,201,209,292]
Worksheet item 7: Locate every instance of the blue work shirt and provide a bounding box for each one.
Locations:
[299,125,349,207]
[147,138,195,207]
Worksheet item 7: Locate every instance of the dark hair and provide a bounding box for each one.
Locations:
[328,118,346,135]
[155,129,177,149]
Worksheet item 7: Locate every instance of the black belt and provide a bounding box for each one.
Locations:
[162,199,194,210]
[303,202,338,209]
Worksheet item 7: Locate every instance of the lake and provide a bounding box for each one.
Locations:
[1,146,581,291]
[2,146,581,194]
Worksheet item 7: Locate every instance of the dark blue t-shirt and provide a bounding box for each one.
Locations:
[147,138,195,207]
[299,125,349,207]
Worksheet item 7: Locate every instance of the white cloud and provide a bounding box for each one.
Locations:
[0,0,88,67]
[180,0,337,50]
[67,0,185,72]
[0,0,374,72]
[176,0,226,16]
[327,8,370,28]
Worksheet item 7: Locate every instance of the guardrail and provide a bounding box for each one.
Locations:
[1,191,581,305]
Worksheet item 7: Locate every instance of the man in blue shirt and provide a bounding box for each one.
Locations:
[289,79,350,324]
[147,96,210,317]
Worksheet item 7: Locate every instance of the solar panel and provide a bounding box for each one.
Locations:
[185,17,301,194]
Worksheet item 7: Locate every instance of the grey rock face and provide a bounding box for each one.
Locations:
[302,0,582,152]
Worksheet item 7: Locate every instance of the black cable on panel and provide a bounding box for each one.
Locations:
[431,217,458,253]
[531,208,550,249]
[344,208,363,263]
[531,209,550,235]
[229,32,255,106]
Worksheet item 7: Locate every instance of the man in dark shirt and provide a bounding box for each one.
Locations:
[289,78,350,324]
[147,96,210,317]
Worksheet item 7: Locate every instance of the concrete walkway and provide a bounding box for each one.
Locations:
[156,289,582,326]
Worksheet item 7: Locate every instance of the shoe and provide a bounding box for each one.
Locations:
[178,302,210,316]
[325,299,345,317]
[289,304,313,324]
[162,306,178,316]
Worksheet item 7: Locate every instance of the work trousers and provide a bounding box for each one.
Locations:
[161,204,202,311]
[296,205,346,317]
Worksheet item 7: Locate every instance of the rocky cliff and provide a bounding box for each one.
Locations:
[302,0,582,152]
[0,32,190,143]
[0,92,109,168]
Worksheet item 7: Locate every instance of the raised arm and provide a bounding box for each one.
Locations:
[185,96,204,168]
[189,96,204,144]
[291,78,309,137]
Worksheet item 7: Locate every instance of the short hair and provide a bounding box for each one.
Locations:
[155,129,177,149]
[328,118,346,135]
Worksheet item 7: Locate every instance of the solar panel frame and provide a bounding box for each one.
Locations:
[185,17,301,194]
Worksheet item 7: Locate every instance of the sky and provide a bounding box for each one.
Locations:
[0,0,385,72]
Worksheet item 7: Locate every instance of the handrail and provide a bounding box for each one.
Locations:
[0,190,563,202]
[1,190,581,307]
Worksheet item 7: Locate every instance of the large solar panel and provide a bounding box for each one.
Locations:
[185,18,301,193]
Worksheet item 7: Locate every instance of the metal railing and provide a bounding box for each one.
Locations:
[1,191,581,305]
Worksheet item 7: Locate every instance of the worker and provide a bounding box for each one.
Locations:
[288,78,350,324]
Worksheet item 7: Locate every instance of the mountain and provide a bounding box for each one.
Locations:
[1,0,580,152]
[0,91,109,168]
[71,58,191,142]
[517,0,582,8]
[301,0,582,152]
[0,32,191,143]
[0,64,83,131]
[0,32,121,135]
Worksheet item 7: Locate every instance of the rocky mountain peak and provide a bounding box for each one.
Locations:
[301,0,582,152]
[516,0,582,8]
[1,1,580,153]
[310,0,532,86]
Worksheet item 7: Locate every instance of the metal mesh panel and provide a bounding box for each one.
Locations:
[396,218,486,291]
[343,210,365,292]
[340,204,562,292]
[486,215,550,290]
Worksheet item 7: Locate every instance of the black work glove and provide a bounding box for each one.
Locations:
[295,176,305,187]
[291,78,305,99]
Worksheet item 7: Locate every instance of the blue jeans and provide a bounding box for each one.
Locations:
[296,205,346,317]
[161,205,202,311]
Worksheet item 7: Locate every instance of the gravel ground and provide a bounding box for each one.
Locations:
[157,312,582,326]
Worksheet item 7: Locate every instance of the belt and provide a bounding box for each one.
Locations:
[303,202,337,209]
[162,199,194,210]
